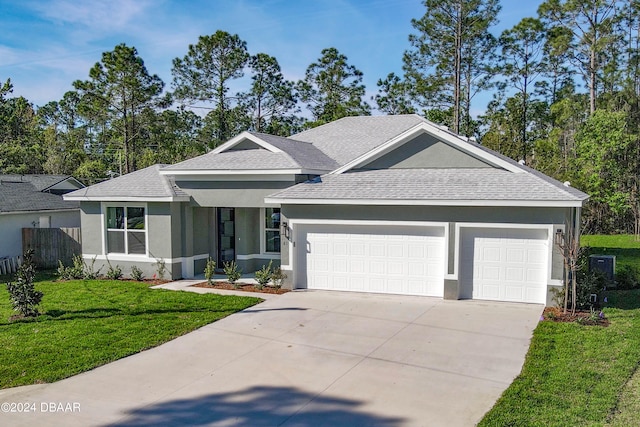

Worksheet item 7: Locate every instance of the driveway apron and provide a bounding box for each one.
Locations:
[0,290,542,426]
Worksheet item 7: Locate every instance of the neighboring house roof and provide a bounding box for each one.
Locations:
[291,114,429,165]
[265,168,588,207]
[0,174,84,193]
[63,165,190,202]
[0,181,79,213]
[162,131,339,174]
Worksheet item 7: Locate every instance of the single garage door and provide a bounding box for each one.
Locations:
[297,224,445,296]
[460,228,548,304]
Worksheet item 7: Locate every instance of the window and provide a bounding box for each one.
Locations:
[265,208,281,253]
[106,206,146,255]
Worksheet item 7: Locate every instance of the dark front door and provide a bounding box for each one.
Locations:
[217,208,235,267]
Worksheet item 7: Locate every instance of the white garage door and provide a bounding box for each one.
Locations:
[298,224,445,296]
[460,228,548,304]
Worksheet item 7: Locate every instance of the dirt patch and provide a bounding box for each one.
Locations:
[191,281,289,295]
[542,306,610,326]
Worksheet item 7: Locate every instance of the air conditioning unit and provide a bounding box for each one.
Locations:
[588,255,615,282]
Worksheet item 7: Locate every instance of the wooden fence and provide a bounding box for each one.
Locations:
[0,255,21,275]
[22,227,82,269]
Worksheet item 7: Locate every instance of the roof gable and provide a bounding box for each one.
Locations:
[290,114,429,165]
[212,131,282,154]
[162,131,338,174]
[0,174,84,193]
[357,132,493,170]
[332,121,524,175]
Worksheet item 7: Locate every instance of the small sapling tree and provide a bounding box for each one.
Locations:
[6,250,43,318]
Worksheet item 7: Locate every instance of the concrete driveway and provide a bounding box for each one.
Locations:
[0,291,542,426]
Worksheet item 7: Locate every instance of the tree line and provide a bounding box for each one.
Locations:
[0,0,637,235]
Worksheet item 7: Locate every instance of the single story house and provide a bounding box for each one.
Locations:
[64,115,588,305]
[0,175,84,259]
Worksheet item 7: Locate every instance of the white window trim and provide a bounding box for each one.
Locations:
[260,207,281,255]
[101,202,149,258]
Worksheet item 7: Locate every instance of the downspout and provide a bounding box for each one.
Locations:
[574,206,581,246]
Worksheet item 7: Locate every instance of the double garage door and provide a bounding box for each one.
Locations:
[297,224,445,297]
[296,223,549,304]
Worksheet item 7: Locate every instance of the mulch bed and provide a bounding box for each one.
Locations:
[542,306,610,326]
[191,281,289,295]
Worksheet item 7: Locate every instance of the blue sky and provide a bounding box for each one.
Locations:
[0,0,542,114]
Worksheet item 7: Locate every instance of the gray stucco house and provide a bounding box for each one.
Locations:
[64,115,588,305]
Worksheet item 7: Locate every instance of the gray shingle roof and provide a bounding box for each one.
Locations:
[290,114,428,165]
[267,168,589,203]
[164,132,339,171]
[0,181,79,213]
[0,174,75,192]
[250,132,340,170]
[163,149,300,170]
[64,165,187,199]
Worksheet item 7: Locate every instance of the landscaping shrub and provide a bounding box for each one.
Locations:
[105,264,123,280]
[154,258,167,280]
[575,269,608,310]
[616,265,640,289]
[271,267,287,289]
[83,256,102,280]
[254,261,273,290]
[57,254,85,280]
[223,261,241,287]
[5,250,42,318]
[130,265,144,281]
[204,258,216,285]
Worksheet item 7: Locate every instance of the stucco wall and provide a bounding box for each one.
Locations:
[282,204,570,224]
[147,202,176,260]
[78,201,183,280]
[80,202,102,255]
[0,210,80,258]
[359,133,492,170]
[176,180,292,208]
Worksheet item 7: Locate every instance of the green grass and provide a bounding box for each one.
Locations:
[581,234,640,272]
[0,278,260,389]
[479,290,640,426]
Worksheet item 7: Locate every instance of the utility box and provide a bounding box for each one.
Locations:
[589,255,616,282]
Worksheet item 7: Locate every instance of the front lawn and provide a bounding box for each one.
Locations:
[480,290,640,426]
[0,278,260,389]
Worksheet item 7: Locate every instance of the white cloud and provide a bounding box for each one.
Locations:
[27,0,155,31]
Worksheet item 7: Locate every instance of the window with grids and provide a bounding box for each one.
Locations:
[106,207,146,255]
[265,208,281,253]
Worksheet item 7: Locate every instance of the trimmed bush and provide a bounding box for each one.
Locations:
[204,258,216,285]
[130,265,144,281]
[254,261,273,290]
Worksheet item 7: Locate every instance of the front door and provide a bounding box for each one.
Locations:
[217,208,235,267]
